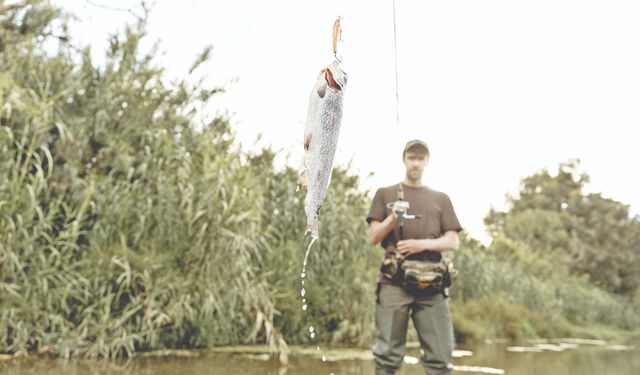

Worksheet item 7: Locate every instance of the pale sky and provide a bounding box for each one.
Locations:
[54,0,640,244]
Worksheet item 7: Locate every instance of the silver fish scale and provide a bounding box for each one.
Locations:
[301,61,347,239]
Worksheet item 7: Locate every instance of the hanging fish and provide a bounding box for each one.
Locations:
[297,19,347,239]
[297,60,347,239]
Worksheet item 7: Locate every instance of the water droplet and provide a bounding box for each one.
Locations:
[321,355,327,362]
[300,288,306,297]
[301,304,308,311]
[302,298,306,304]
[300,272,306,278]
[301,280,305,286]
[310,332,316,339]
[316,346,320,351]
[309,326,315,333]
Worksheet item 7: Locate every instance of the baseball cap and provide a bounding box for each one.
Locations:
[403,139,430,156]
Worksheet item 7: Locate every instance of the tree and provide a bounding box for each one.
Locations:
[1,0,274,357]
[485,160,640,295]
[1,1,382,357]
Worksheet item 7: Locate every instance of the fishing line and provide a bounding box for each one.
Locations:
[392,0,400,127]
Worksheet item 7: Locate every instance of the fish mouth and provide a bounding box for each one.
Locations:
[324,68,341,91]
[326,61,348,91]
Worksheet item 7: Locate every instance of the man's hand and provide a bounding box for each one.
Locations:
[396,239,426,256]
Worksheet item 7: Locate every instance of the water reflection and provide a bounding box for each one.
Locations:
[1,342,639,374]
[452,365,505,374]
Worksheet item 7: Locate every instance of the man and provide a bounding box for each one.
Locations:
[367,139,462,375]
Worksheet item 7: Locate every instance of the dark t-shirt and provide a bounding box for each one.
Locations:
[367,183,462,284]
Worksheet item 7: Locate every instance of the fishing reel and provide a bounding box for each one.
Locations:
[386,200,422,221]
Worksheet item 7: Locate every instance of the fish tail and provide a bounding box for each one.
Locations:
[297,168,308,192]
[306,222,319,240]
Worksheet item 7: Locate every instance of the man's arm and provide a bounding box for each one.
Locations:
[396,230,459,256]
[369,215,397,245]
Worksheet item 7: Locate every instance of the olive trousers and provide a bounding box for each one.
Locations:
[373,283,454,375]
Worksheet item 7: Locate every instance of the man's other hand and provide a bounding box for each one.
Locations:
[396,239,425,256]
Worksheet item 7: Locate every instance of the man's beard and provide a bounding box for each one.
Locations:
[407,169,422,181]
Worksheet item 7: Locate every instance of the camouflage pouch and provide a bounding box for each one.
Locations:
[380,245,404,280]
[401,258,458,294]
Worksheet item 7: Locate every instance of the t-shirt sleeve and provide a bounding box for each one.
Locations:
[441,193,462,233]
[366,188,386,224]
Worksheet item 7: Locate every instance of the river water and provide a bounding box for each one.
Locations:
[1,340,638,374]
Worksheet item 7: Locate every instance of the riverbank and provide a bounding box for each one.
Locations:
[1,339,638,375]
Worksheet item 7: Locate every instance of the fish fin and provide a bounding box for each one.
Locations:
[297,169,308,191]
[304,133,311,151]
[317,80,327,98]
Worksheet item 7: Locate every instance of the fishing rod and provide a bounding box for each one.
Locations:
[392,0,400,127]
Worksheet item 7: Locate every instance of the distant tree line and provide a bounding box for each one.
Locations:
[485,160,640,295]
